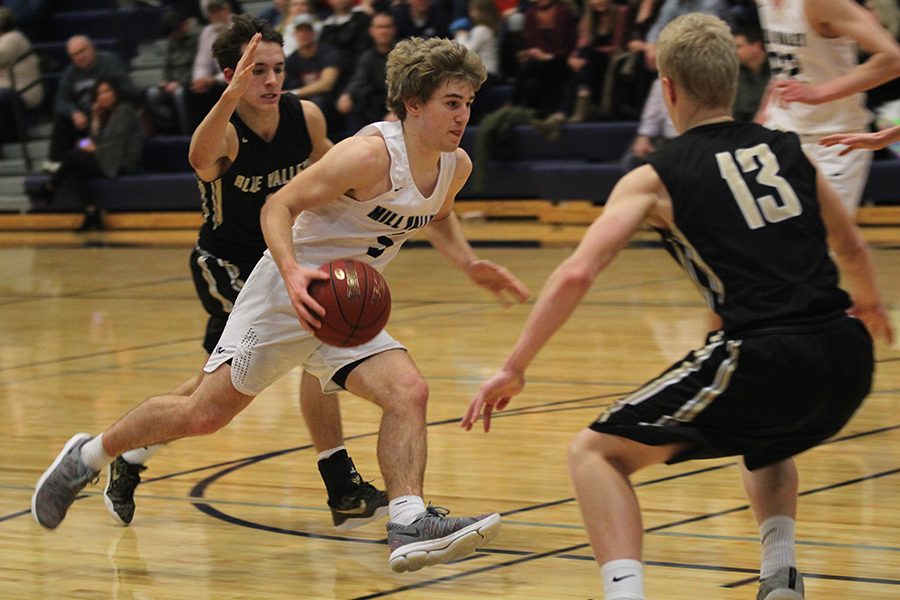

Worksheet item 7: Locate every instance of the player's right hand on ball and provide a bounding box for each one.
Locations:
[282,264,328,332]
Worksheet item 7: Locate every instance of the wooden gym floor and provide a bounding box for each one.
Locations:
[0,208,898,599]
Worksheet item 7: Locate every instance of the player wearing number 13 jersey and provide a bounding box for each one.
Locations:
[465,15,893,600]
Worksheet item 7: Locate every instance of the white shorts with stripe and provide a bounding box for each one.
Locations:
[204,253,404,396]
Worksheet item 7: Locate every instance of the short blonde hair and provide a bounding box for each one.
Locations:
[656,13,738,110]
[386,37,487,121]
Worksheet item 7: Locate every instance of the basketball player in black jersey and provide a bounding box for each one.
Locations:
[101,15,389,532]
[465,14,893,600]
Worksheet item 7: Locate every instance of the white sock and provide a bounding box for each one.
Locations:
[80,434,114,471]
[759,515,796,578]
[389,495,426,525]
[601,558,645,600]
[316,445,346,462]
[121,445,160,465]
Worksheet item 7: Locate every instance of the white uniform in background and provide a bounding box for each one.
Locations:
[757,0,873,213]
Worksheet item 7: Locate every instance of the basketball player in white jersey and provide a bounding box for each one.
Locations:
[755,0,900,215]
[33,35,530,574]
[101,15,390,534]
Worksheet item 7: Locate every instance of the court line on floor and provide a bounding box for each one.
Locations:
[351,466,900,598]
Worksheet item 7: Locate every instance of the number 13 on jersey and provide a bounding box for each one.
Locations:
[716,143,802,229]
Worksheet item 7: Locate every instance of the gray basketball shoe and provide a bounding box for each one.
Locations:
[386,505,502,573]
[758,567,805,600]
[32,433,100,529]
[104,456,147,526]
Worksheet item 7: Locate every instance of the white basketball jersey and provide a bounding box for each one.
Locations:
[757,0,869,134]
[285,120,456,272]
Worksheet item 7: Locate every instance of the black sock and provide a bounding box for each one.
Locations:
[317,449,363,502]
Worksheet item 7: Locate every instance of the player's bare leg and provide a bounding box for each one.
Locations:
[300,370,388,530]
[568,429,686,599]
[34,366,253,529]
[742,459,804,599]
[346,350,501,572]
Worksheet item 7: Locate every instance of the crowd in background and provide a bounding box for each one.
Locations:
[1,0,899,219]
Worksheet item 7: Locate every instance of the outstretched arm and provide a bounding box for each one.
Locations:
[462,166,663,432]
[423,150,531,306]
[820,125,900,155]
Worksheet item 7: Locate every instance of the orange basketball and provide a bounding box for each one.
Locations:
[308,259,392,347]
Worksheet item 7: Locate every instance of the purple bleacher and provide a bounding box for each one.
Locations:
[863,156,900,205]
[52,0,118,10]
[142,136,191,173]
[24,126,900,213]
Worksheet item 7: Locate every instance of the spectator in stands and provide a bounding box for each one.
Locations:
[319,0,372,96]
[392,0,450,40]
[732,26,769,123]
[188,0,234,129]
[46,36,135,172]
[285,14,342,131]
[145,9,199,134]
[566,0,630,122]
[620,77,676,169]
[336,11,396,133]
[510,0,578,122]
[34,79,143,231]
[0,7,42,144]
[257,0,287,27]
[196,0,244,22]
[281,0,322,57]
[643,0,732,69]
[452,0,502,86]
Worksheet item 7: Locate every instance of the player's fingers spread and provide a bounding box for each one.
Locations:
[462,396,483,430]
[483,404,493,432]
[496,397,510,411]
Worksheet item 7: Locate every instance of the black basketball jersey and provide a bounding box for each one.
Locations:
[197,94,313,263]
[646,121,850,334]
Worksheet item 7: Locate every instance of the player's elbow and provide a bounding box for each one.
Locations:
[557,260,596,294]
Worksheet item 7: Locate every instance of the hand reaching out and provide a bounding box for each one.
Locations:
[461,367,524,432]
[467,259,530,307]
[821,125,900,155]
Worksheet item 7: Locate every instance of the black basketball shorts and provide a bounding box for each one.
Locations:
[189,247,259,354]
[589,316,874,470]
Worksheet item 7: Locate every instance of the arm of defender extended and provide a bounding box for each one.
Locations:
[462,166,662,431]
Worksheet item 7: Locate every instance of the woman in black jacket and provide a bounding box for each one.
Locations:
[37,78,143,230]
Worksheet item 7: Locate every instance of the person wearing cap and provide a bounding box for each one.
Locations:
[285,13,342,132]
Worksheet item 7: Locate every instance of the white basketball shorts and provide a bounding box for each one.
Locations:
[800,140,873,216]
[204,254,404,396]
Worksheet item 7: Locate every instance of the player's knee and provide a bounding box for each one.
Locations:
[186,405,236,436]
[384,373,428,415]
[568,429,600,464]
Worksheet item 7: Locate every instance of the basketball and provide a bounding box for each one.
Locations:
[308,258,392,347]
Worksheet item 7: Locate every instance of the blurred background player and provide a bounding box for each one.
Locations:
[755,0,900,215]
